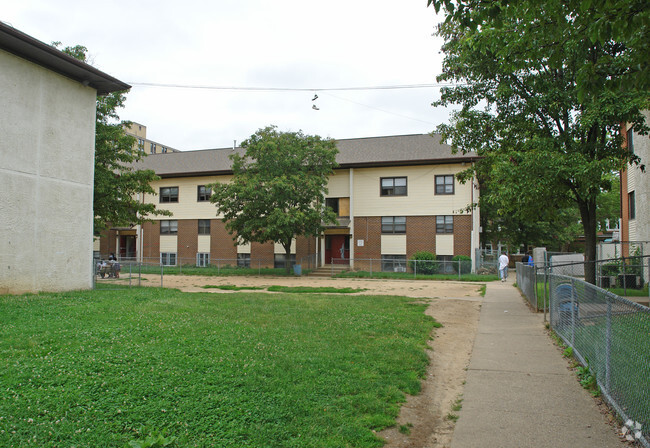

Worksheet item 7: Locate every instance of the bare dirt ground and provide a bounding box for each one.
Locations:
[139,274,483,447]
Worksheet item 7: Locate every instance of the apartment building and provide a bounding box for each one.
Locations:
[124,122,179,155]
[100,133,481,271]
[620,111,650,256]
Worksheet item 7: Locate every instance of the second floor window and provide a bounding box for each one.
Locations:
[197,185,212,202]
[435,175,455,195]
[160,187,179,203]
[381,216,406,234]
[436,215,454,234]
[160,220,178,235]
[381,177,407,196]
[629,191,636,220]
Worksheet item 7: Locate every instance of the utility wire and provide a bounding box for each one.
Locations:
[126,82,457,92]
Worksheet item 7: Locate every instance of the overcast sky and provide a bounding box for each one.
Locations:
[4,1,452,151]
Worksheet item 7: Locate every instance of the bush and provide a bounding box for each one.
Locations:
[452,255,472,274]
[409,251,437,275]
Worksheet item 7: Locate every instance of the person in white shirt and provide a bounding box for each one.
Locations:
[498,251,509,282]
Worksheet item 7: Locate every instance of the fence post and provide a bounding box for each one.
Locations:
[370,258,373,276]
[544,266,549,323]
[138,262,141,287]
[622,258,627,297]
[129,263,132,287]
[606,294,612,392]
[570,277,576,346]
[160,263,164,288]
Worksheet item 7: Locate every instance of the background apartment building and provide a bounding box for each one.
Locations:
[99,133,481,271]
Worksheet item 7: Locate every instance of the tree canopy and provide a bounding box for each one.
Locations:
[209,126,339,271]
[56,43,170,236]
[428,0,649,283]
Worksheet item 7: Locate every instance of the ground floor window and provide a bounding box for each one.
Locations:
[237,253,251,268]
[437,255,454,274]
[274,254,296,269]
[196,252,210,267]
[161,252,177,266]
[381,255,407,272]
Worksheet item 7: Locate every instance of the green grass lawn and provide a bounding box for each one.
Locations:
[0,288,436,447]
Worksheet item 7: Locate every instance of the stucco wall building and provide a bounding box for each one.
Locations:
[0,22,128,293]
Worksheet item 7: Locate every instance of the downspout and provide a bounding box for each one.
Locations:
[349,168,354,269]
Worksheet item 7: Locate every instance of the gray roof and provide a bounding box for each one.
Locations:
[0,21,129,95]
[134,133,478,178]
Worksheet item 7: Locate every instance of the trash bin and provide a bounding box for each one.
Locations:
[293,264,302,276]
[555,284,578,327]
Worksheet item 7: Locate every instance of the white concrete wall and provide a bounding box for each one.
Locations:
[0,50,97,293]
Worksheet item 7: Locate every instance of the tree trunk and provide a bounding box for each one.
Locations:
[284,242,293,275]
[578,198,598,284]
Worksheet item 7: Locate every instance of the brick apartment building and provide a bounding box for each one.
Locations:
[98,133,481,272]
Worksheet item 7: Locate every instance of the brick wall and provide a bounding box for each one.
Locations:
[99,229,116,257]
[210,219,237,260]
[178,219,198,262]
[406,216,437,256]
[295,235,316,262]
[252,241,275,267]
[353,217,381,270]
[453,214,472,257]
[141,221,160,260]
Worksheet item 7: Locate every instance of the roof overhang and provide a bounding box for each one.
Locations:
[0,21,130,95]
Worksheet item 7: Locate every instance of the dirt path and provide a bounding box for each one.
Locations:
[139,274,483,447]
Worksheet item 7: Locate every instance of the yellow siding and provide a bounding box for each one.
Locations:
[274,240,296,254]
[198,235,210,252]
[353,165,472,216]
[381,235,407,254]
[327,169,350,197]
[436,234,454,255]
[144,175,232,220]
[160,236,177,252]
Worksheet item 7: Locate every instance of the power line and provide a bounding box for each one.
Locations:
[126,81,457,92]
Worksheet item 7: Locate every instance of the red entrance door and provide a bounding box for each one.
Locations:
[325,235,350,264]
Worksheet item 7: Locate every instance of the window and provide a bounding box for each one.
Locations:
[161,252,176,266]
[381,216,406,234]
[198,219,210,235]
[162,146,168,154]
[150,143,156,154]
[629,191,636,220]
[237,253,251,268]
[197,185,212,202]
[435,175,455,195]
[381,255,407,272]
[326,198,339,215]
[627,127,634,154]
[274,254,296,269]
[160,187,179,203]
[436,216,454,234]
[437,255,454,274]
[381,177,407,196]
[138,139,144,152]
[196,252,210,267]
[160,220,178,235]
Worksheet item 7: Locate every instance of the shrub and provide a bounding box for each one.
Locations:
[452,255,472,274]
[409,251,437,275]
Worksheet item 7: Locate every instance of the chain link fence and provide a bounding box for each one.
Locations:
[548,274,650,447]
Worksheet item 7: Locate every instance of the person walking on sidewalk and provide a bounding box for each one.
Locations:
[499,251,509,281]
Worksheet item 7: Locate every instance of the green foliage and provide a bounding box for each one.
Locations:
[0,288,435,447]
[576,359,600,397]
[127,429,176,448]
[429,0,649,283]
[398,423,413,434]
[266,285,366,294]
[54,43,171,235]
[209,126,338,272]
[408,251,437,275]
[563,346,574,358]
[452,255,472,274]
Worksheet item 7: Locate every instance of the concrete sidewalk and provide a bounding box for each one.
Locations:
[450,277,623,448]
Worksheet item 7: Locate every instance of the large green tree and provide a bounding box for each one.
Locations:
[210,126,338,272]
[428,0,648,283]
[56,44,170,235]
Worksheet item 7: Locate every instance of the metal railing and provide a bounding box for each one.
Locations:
[330,257,478,279]
[548,274,650,447]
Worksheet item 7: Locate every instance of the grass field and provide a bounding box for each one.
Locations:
[0,288,436,447]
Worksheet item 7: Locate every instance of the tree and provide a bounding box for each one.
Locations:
[428,1,649,283]
[209,126,339,272]
[56,44,171,235]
